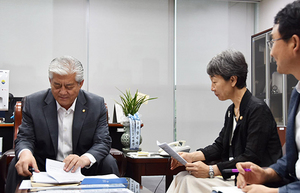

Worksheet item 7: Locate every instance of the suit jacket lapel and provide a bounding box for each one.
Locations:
[43,89,59,156]
[287,88,300,174]
[72,90,87,152]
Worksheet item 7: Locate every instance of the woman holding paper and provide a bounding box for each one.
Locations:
[167,49,282,193]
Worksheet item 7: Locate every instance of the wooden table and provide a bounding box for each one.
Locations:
[125,155,185,192]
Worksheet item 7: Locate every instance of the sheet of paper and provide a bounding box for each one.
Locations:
[19,180,32,189]
[156,141,187,165]
[32,172,58,183]
[46,158,85,183]
[83,174,119,179]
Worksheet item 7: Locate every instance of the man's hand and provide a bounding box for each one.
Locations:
[241,184,278,193]
[185,161,212,178]
[236,162,267,188]
[15,150,40,176]
[63,154,91,173]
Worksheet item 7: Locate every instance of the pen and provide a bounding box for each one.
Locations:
[222,168,251,173]
[28,167,35,173]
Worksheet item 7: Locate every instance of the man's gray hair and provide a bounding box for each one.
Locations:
[48,55,84,83]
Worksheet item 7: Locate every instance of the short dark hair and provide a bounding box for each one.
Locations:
[274,0,300,40]
[207,49,248,89]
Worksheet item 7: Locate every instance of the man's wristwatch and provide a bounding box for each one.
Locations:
[209,165,214,178]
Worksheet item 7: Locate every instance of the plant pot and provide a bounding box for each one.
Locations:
[121,121,142,153]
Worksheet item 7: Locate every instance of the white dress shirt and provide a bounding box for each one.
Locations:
[56,99,96,167]
[56,100,76,161]
[294,81,300,179]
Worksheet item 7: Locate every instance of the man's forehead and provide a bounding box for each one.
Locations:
[271,24,280,38]
[53,81,75,85]
[52,78,77,85]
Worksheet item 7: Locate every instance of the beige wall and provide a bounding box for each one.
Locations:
[258,0,295,32]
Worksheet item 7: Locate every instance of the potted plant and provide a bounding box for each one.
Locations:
[116,88,157,117]
[116,88,157,152]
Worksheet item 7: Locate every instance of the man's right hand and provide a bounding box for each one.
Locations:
[236,162,267,188]
[15,150,40,176]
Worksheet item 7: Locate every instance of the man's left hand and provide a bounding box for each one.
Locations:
[241,184,278,193]
[63,154,91,173]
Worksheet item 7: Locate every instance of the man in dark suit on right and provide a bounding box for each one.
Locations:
[236,1,300,192]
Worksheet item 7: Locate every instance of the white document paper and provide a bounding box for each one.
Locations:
[83,174,118,179]
[31,158,85,184]
[19,180,32,189]
[46,158,85,183]
[156,141,187,165]
[31,172,58,183]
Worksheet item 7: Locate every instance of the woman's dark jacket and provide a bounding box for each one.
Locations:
[198,89,282,179]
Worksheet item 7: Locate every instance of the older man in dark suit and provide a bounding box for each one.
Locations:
[6,56,119,193]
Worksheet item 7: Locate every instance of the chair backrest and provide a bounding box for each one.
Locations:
[277,127,286,155]
[277,127,286,147]
[13,101,22,147]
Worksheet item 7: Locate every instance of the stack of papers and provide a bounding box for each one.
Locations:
[19,158,128,191]
[127,151,162,158]
[30,158,84,186]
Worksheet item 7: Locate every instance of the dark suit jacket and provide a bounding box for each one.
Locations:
[270,88,300,193]
[199,89,282,179]
[14,89,112,171]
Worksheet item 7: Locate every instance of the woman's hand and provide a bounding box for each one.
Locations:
[170,152,193,170]
[185,161,210,178]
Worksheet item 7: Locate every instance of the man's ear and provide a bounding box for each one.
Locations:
[79,80,84,88]
[291,34,300,52]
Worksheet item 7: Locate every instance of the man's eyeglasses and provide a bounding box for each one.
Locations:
[267,38,284,50]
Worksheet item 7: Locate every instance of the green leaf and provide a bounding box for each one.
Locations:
[115,88,158,116]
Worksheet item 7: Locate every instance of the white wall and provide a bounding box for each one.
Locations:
[0,0,88,96]
[176,1,255,151]
[0,0,174,151]
[258,0,295,32]
[2,0,280,152]
[88,0,175,151]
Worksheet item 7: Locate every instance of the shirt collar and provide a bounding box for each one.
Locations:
[296,81,300,94]
[56,98,77,112]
